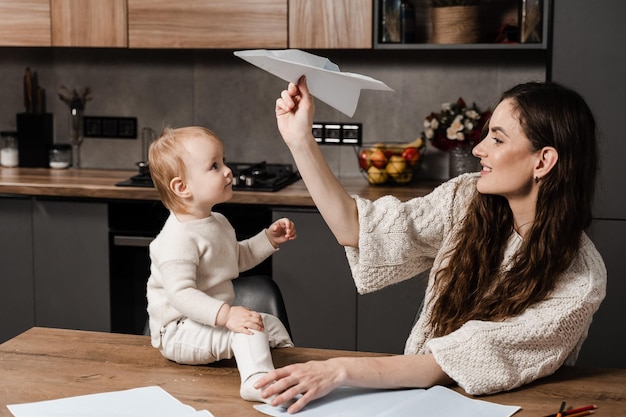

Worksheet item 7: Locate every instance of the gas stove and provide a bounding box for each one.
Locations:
[116,161,300,192]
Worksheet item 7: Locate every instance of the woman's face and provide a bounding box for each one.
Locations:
[472,98,540,202]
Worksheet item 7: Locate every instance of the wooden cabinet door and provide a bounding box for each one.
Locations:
[289,0,372,49]
[50,0,127,47]
[0,0,51,46]
[128,0,287,49]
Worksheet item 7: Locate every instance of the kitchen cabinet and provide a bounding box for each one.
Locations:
[0,0,51,47]
[0,0,126,48]
[32,199,110,332]
[0,197,35,343]
[50,0,127,47]
[357,271,427,353]
[551,0,626,369]
[374,0,550,50]
[272,207,424,353]
[289,0,373,49]
[127,0,287,49]
[0,196,110,342]
[272,208,357,350]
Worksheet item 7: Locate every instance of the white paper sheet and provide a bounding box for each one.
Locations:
[234,49,393,117]
[7,386,214,417]
[254,385,520,417]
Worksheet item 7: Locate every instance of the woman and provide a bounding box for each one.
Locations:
[255,78,606,414]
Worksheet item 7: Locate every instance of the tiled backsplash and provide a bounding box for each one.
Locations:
[0,48,545,180]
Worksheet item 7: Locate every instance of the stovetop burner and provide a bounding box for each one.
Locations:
[229,161,300,192]
[116,161,300,192]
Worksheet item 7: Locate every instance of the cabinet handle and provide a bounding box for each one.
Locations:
[113,235,154,247]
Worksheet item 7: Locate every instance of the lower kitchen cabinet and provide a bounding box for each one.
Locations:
[357,272,427,354]
[580,219,626,369]
[33,199,110,332]
[0,197,35,343]
[0,197,110,343]
[272,208,357,350]
[272,207,426,353]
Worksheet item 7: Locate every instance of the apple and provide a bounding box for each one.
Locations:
[358,149,372,170]
[369,148,388,169]
[367,165,388,184]
[401,147,420,164]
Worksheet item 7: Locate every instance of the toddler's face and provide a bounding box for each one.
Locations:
[181,134,233,212]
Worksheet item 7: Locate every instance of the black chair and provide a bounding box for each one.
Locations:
[144,275,291,336]
[232,275,291,337]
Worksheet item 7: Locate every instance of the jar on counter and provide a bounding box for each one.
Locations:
[49,144,72,169]
[1,131,19,167]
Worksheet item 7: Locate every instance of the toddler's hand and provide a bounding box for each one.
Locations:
[266,217,296,248]
[225,305,265,334]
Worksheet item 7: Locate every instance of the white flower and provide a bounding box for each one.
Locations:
[423,120,431,129]
[464,120,474,131]
[465,109,480,120]
[430,118,439,130]
[444,115,464,139]
[446,126,459,140]
[456,131,465,141]
[425,128,435,139]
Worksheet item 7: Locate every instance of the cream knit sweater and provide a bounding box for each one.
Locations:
[345,173,606,395]
[146,212,277,348]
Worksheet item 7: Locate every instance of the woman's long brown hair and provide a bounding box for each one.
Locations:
[429,82,598,337]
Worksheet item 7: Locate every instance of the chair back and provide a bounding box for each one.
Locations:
[233,275,291,336]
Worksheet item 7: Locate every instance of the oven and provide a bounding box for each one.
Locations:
[108,200,273,335]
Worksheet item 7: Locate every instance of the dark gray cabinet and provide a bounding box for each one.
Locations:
[357,272,427,353]
[272,208,357,350]
[0,197,35,343]
[551,0,626,368]
[272,207,426,354]
[0,197,110,343]
[32,199,110,332]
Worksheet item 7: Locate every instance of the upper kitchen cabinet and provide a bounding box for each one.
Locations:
[374,0,550,50]
[0,0,51,47]
[50,0,127,47]
[127,0,288,49]
[289,0,373,49]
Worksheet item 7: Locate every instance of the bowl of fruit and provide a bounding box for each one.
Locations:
[357,138,425,185]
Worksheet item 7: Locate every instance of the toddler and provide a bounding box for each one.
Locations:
[146,126,295,402]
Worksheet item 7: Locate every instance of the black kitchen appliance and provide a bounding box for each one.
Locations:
[116,161,300,192]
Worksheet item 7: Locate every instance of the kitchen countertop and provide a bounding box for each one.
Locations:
[0,167,442,206]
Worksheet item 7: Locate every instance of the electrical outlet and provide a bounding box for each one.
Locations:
[312,122,362,146]
[84,116,137,139]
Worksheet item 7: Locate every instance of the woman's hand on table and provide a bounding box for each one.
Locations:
[255,359,342,414]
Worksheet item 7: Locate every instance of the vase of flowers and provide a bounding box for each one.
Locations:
[430,0,481,44]
[421,97,490,178]
[58,86,92,168]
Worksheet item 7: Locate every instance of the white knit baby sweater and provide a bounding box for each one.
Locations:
[345,173,606,395]
[146,212,277,348]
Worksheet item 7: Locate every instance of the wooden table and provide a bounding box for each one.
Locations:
[1,328,624,416]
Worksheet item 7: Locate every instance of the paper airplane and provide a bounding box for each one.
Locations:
[234,49,393,117]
